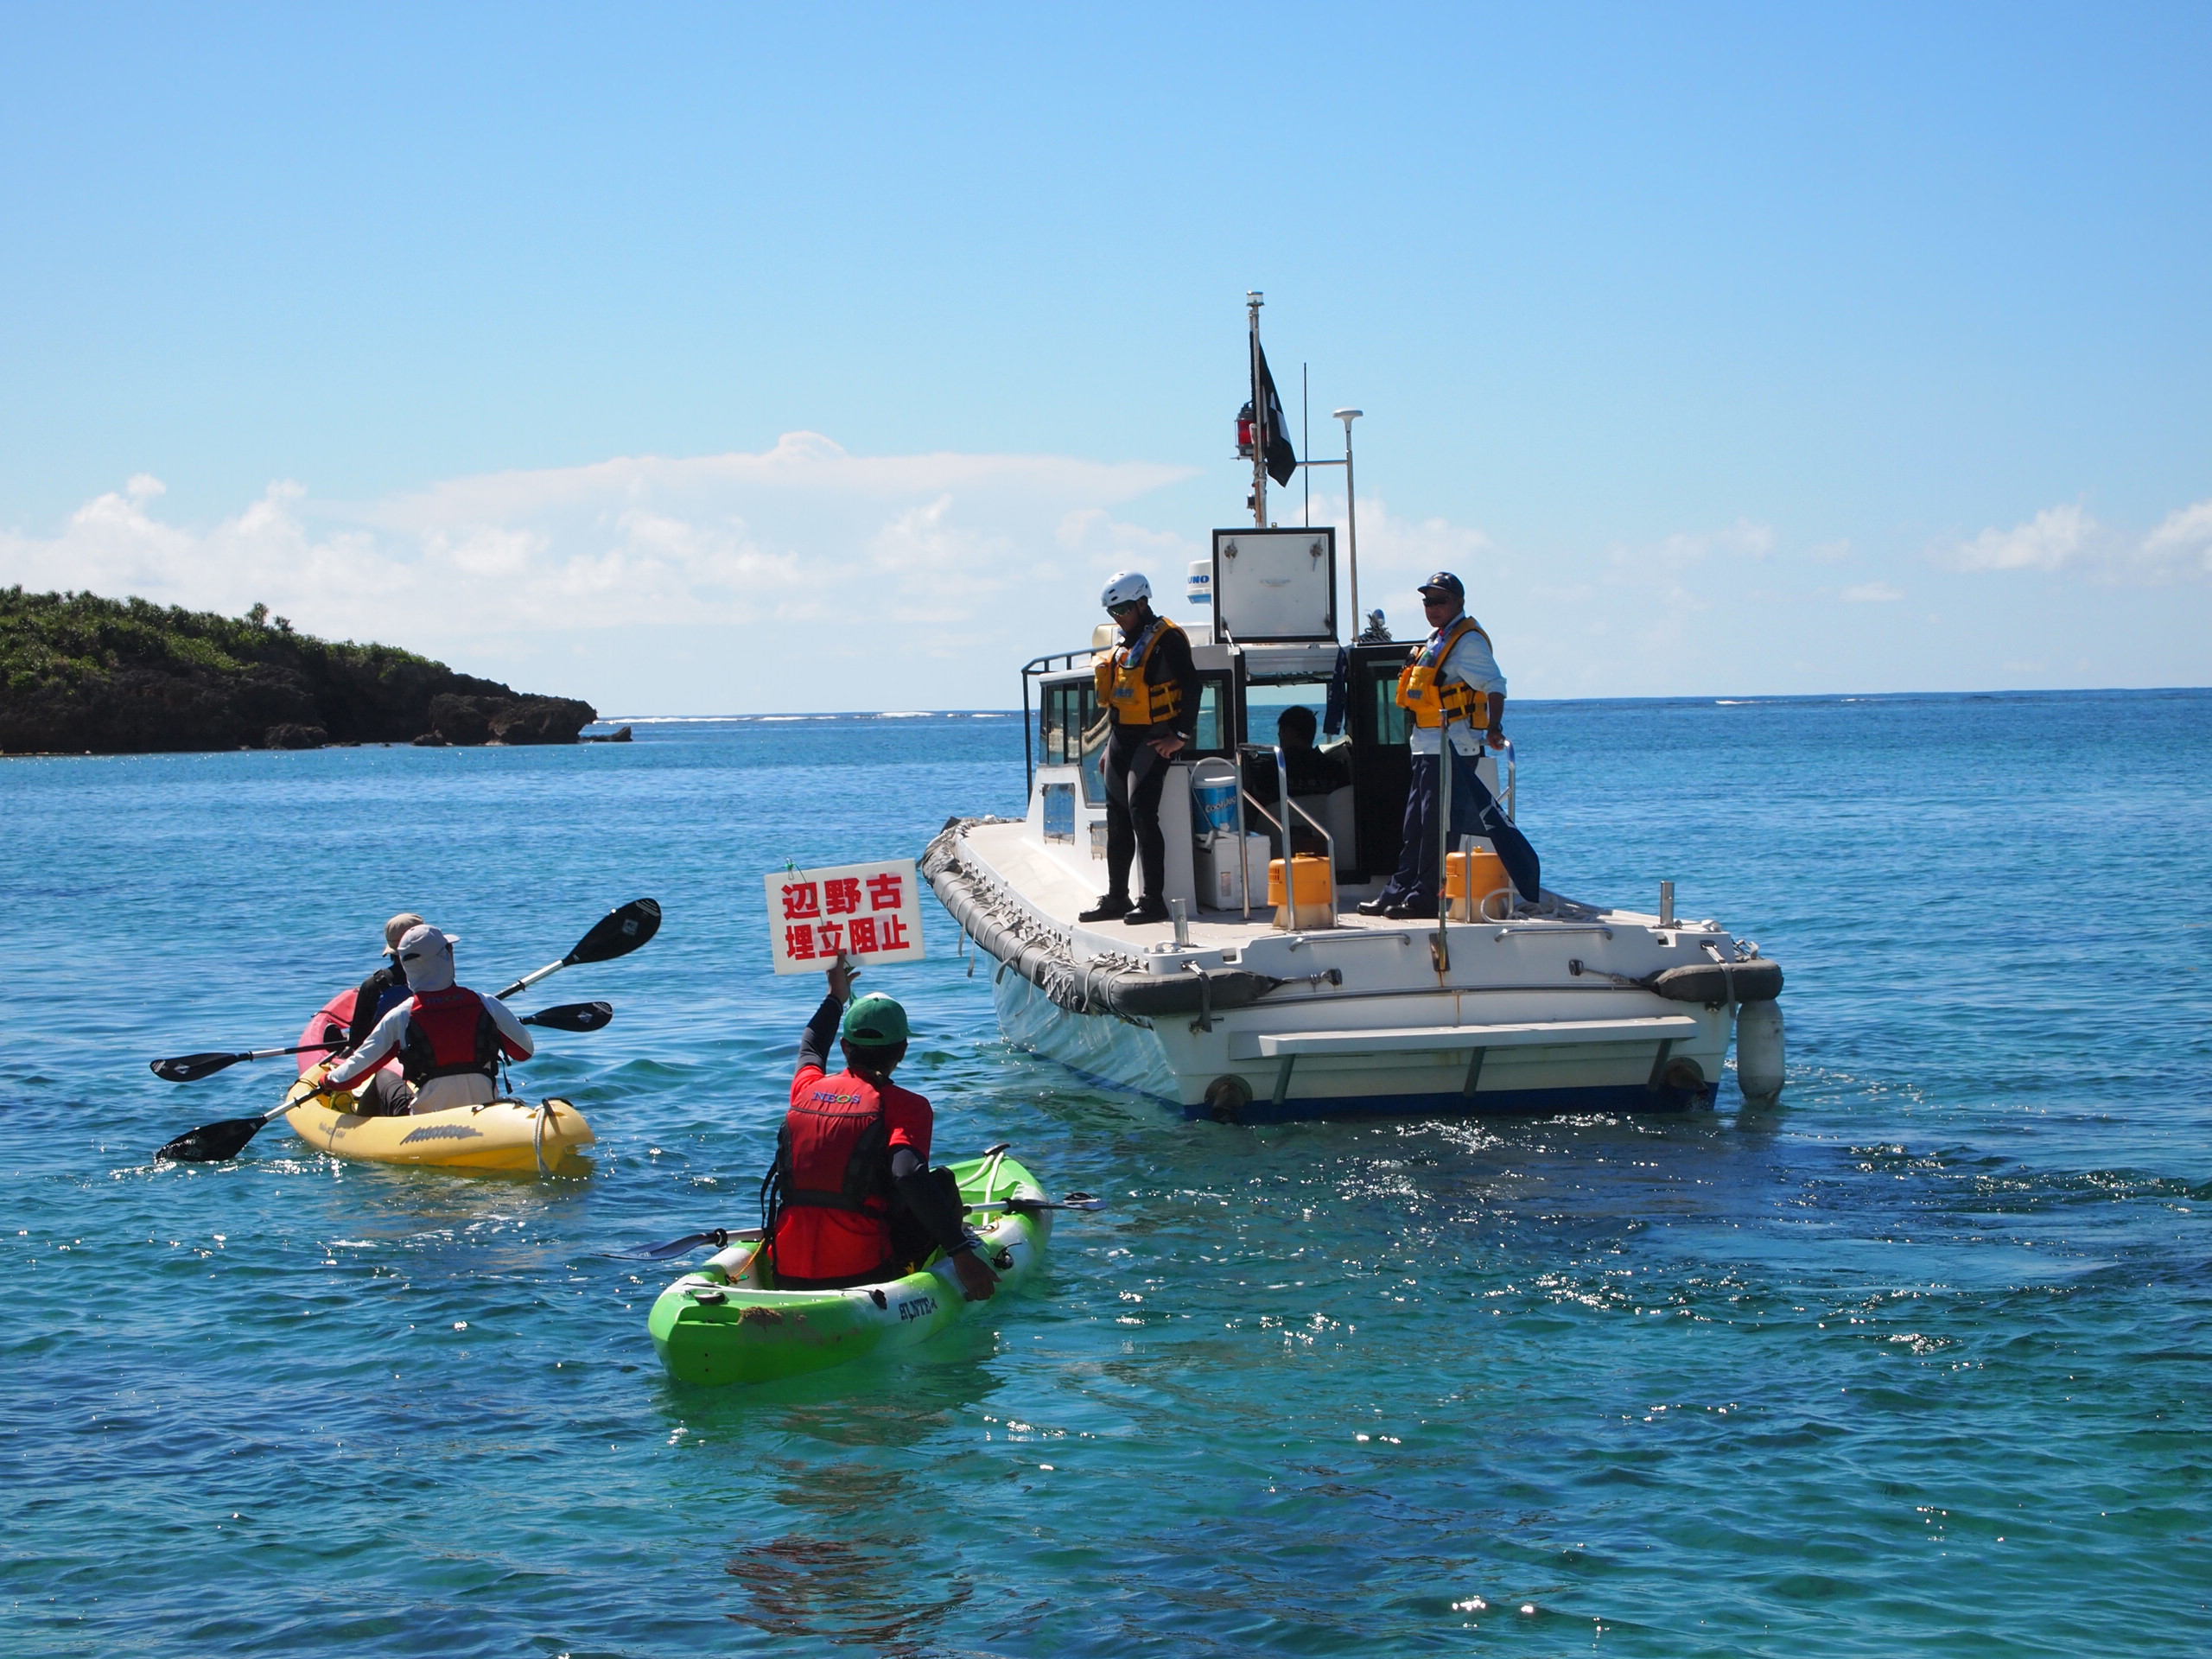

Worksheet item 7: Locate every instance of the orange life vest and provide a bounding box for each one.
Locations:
[1395,616,1492,729]
[1095,616,1186,727]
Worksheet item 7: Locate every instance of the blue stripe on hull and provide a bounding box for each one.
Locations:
[1189,1079,1719,1125]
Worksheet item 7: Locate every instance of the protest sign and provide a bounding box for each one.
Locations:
[765,859,926,975]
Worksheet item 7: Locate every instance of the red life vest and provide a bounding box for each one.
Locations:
[769,1070,907,1282]
[399,986,501,1084]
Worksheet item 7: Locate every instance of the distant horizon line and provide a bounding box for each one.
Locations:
[591,684,2211,724]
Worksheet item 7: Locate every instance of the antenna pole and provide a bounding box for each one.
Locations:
[1247,292,1267,529]
[1336,408,1363,638]
[1302,362,1311,526]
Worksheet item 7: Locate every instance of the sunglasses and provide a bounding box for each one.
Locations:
[1107,601,1142,616]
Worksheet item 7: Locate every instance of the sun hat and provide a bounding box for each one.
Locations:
[395,923,461,992]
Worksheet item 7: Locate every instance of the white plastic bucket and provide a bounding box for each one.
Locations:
[1191,778,1238,836]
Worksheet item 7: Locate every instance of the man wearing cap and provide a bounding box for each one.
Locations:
[328,912,429,1116]
[1360,571,1542,918]
[1082,570,1201,927]
[766,957,997,1300]
[322,924,536,1113]
[346,912,427,1050]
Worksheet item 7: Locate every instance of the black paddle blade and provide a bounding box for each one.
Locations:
[569,898,661,967]
[630,1226,765,1259]
[156,1115,269,1163]
[524,1000,614,1033]
[149,1052,245,1084]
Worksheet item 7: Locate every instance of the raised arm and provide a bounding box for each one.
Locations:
[797,956,855,1076]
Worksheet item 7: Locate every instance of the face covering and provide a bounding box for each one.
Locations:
[396,928,457,994]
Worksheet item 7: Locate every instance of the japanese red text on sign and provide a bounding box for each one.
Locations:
[764,858,926,976]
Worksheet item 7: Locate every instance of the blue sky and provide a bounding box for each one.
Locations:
[3,4,2208,711]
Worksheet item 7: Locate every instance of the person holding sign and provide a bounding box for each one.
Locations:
[762,956,998,1300]
[1082,570,1200,927]
[1359,571,1541,918]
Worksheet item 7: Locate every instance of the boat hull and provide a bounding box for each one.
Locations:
[993,966,1723,1120]
[931,818,1762,1123]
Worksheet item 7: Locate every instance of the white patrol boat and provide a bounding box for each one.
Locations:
[924,298,1786,1124]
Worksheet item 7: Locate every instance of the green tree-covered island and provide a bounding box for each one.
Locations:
[1,588,599,755]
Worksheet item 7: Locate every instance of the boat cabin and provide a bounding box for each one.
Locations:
[1020,527,1509,918]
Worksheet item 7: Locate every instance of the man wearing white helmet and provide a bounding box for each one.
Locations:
[323,924,535,1113]
[1082,570,1200,925]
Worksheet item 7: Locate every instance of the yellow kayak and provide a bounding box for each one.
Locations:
[279,1073,594,1173]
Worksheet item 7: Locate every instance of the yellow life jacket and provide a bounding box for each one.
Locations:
[1395,616,1492,729]
[1095,615,1187,727]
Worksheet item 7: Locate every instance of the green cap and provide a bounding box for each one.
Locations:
[841,993,912,1047]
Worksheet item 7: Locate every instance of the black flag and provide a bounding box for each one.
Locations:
[1254,341,1298,486]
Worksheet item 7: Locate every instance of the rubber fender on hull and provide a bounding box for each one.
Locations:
[1736,998,1786,1101]
[923,822,1280,1020]
[1645,958,1783,1005]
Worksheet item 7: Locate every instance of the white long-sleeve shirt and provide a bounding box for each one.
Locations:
[1408,616,1508,757]
[326,990,535,1113]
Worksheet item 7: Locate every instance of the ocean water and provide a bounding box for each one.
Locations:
[3,690,2208,1657]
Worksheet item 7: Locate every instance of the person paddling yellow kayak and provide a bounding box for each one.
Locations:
[324,924,534,1114]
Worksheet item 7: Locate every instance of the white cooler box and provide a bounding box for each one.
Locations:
[1196,831,1271,912]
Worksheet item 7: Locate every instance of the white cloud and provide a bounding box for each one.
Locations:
[0,431,1195,638]
[1937,498,2212,584]
[1637,518,1775,569]
[1292,487,1499,632]
[9,449,2203,709]
[2142,499,2212,575]
[1942,503,2097,572]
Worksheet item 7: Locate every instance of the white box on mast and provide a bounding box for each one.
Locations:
[1211,527,1337,644]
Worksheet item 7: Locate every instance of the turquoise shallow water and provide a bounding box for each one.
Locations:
[3,690,2209,1656]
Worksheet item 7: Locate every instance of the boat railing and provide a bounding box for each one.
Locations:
[1020,646,1102,792]
[1205,744,1338,925]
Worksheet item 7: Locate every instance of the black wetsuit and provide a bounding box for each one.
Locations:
[1103,620,1201,906]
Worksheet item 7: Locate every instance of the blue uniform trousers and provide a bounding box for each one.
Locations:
[1380,750,1542,910]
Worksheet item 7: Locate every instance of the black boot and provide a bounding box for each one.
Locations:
[1079,893,1133,922]
[1122,897,1172,925]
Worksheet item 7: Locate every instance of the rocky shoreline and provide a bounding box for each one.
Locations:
[1,588,597,755]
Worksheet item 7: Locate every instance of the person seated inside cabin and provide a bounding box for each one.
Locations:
[1241,705,1351,858]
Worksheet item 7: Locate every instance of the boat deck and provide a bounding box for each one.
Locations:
[958,818,1673,956]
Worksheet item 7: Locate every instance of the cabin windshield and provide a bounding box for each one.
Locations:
[1241,677,1335,749]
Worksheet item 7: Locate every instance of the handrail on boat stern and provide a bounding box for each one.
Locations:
[1020,645,1109,794]
[1221,743,1340,926]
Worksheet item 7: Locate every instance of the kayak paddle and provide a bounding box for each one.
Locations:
[969,1191,1106,1215]
[632,1193,1104,1259]
[495,898,661,1001]
[631,1227,767,1260]
[152,1001,617,1162]
[149,1001,615,1084]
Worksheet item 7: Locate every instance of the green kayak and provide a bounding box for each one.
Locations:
[648,1148,1054,1387]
